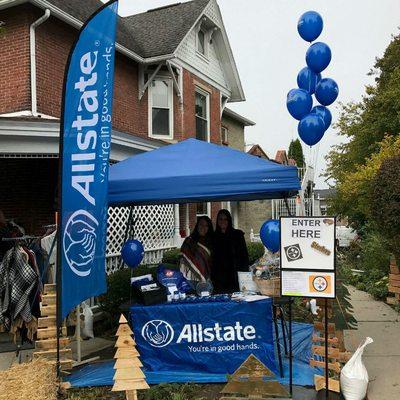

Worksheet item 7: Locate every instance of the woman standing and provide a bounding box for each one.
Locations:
[180,216,214,286]
[212,209,249,293]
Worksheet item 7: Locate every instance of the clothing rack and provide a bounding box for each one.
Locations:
[1,235,41,242]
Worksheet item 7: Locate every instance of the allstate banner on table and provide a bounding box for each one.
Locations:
[60,0,118,319]
[131,299,277,375]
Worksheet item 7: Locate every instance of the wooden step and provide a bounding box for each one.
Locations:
[43,284,56,294]
[40,305,56,317]
[38,316,57,328]
[37,326,67,340]
[388,285,400,294]
[33,348,72,360]
[389,273,400,281]
[35,337,70,350]
[338,351,352,363]
[312,335,339,345]
[314,322,336,334]
[314,375,340,393]
[42,294,56,306]
[312,345,340,359]
[310,359,341,373]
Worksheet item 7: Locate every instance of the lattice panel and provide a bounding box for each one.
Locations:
[106,205,175,274]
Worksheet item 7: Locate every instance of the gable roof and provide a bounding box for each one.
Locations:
[247,144,269,160]
[1,0,244,99]
[123,0,210,58]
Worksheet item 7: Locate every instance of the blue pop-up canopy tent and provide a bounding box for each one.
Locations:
[108,138,300,205]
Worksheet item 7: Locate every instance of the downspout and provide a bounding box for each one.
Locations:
[30,9,50,117]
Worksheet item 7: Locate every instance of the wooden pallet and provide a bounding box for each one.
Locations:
[33,284,72,371]
[388,257,400,304]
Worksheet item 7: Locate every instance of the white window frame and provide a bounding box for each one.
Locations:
[195,24,210,61]
[196,202,211,218]
[221,126,228,144]
[195,87,210,142]
[148,77,174,140]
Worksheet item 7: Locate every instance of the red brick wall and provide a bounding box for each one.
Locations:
[0,158,58,234]
[179,69,221,143]
[0,5,31,114]
[34,7,149,135]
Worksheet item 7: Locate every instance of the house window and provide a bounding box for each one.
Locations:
[195,89,209,141]
[197,29,206,55]
[149,78,173,139]
[221,126,228,145]
[196,202,210,217]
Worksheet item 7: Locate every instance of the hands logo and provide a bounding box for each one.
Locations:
[142,320,174,348]
[63,209,98,277]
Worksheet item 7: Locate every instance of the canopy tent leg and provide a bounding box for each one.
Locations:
[119,206,137,269]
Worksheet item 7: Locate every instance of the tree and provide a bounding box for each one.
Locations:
[288,138,305,168]
[325,33,400,186]
[370,155,400,259]
[325,32,400,230]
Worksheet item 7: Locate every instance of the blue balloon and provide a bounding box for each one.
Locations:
[311,105,332,130]
[315,78,339,106]
[306,42,331,73]
[260,220,280,253]
[297,11,323,42]
[297,67,321,94]
[286,88,313,120]
[298,114,325,146]
[121,239,144,268]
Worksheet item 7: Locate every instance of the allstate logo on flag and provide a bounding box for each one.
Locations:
[142,320,174,348]
[63,209,98,277]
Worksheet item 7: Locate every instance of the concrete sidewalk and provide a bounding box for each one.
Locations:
[0,337,113,371]
[343,285,400,400]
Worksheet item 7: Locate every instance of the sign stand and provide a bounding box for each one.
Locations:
[288,297,293,397]
[279,216,337,399]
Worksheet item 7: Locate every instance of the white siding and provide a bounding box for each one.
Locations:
[175,1,230,92]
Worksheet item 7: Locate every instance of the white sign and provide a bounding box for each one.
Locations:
[281,270,335,298]
[281,217,335,271]
[280,216,336,298]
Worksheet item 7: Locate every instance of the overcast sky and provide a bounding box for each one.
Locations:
[110,0,400,187]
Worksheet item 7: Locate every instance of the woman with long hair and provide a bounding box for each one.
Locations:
[180,216,214,285]
[211,209,249,293]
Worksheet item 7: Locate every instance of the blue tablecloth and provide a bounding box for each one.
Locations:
[130,298,278,376]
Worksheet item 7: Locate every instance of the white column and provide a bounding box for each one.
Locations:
[185,204,190,236]
[173,204,181,247]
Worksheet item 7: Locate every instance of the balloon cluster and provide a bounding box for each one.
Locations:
[286,11,339,146]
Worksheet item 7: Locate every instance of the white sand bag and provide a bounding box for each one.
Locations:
[81,302,94,339]
[340,337,373,400]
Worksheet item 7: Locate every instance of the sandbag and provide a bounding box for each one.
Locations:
[340,337,373,400]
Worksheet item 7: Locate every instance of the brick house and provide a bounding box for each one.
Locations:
[0,0,245,250]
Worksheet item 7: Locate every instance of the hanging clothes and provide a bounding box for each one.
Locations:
[0,246,38,339]
[40,230,57,283]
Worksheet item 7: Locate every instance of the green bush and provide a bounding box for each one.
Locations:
[339,229,390,300]
[247,241,265,265]
[98,265,156,325]
[162,248,181,266]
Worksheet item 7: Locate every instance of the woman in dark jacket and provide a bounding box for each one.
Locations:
[211,209,249,293]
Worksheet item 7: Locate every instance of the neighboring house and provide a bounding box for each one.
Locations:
[314,188,336,217]
[0,0,246,266]
[219,107,256,234]
[221,107,255,151]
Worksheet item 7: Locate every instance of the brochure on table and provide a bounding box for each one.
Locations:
[280,216,336,298]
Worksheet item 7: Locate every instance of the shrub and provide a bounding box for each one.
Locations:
[339,229,390,300]
[247,242,265,265]
[370,155,400,259]
[162,248,181,266]
[98,265,156,325]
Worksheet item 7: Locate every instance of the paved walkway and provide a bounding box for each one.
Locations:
[343,285,400,400]
[0,337,113,371]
